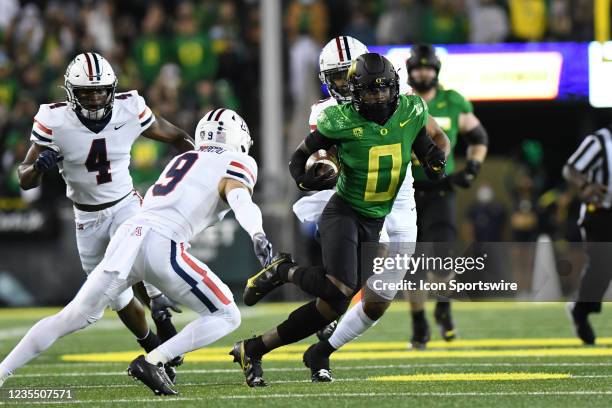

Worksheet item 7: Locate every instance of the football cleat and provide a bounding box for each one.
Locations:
[303,344,333,382]
[434,302,457,341]
[243,253,294,306]
[164,364,176,384]
[409,317,431,350]
[566,302,595,345]
[229,340,268,387]
[127,355,178,396]
[316,320,338,341]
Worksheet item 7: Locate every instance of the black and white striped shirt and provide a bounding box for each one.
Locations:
[567,126,612,209]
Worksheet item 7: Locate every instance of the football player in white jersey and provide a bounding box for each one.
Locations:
[292,37,445,382]
[1,108,272,395]
[16,53,194,369]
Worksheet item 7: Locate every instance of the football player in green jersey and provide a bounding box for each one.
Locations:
[406,44,489,348]
[230,53,450,387]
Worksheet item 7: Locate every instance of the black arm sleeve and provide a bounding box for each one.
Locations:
[288,130,335,182]
[462,124,489,146]
[411,126,436,164]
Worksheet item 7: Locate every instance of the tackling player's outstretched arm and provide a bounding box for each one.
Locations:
[18,144,60,190]
[220,178,273,267]
[289,130,336,191]
[142,115,194,153]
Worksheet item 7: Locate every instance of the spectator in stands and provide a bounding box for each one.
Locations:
[132,3,168,86]
[376,0,421,45]
[508,0,547,41]
[467,0,509,43]
[172,1,218,84]
[285,0,329,45]
[423,0,468,44]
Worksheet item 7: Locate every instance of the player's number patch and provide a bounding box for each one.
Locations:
[152,152,198,196]
[85,139,112,185]
[365,143,402,202]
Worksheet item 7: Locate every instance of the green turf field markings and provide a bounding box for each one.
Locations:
[58,337,612,362]
[369,372,570,382]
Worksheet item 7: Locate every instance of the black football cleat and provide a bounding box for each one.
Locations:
[243,253,294,306]
[163,365,176,384]
[434,302,457,341]
[410,317,431,350]
[566,302,596,345]
[316,320,338,341]
[303,344,333,382]
[229,340,268,387]
[127,355,178,396]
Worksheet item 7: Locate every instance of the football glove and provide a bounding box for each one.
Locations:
[423,145,446,180]
[253,233,273,267]
[33,149,60,172]
[297,163,338,191]
[450,160,481,189]
[150,294,182,322]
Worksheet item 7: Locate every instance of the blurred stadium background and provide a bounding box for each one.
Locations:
[0,0,610,306]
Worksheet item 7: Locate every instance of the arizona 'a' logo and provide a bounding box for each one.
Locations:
[353,127,363,138]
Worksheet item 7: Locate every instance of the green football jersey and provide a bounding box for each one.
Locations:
[412,88,473,180]
[317,94,429,218]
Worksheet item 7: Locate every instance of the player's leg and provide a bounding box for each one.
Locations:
[235,195,375,386]
[126,233,240,395]
[0,265,131,383]
[75,213,161,353]
[306,201,418,380]
[410,191,457,346]
[110,195,181,345]
[569,223,612,344]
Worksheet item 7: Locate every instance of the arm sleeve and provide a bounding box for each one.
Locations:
[288,130,335,181]
[224,155,258,191]
[126,90,156,131]
[227,187,264,239]
[462,124,489,146]
[30,106,56,148]
[567,135,602,173]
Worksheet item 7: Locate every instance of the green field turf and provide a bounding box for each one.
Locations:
[0,302,611,407]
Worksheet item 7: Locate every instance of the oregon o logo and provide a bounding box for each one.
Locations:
[380,128,388,135]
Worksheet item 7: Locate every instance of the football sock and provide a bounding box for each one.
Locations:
[154,318,178,343]
[328,301,377,350]
[245,336,268,357]
[412,309,426,322]
[137,329,161,353]
[276,301,332,346]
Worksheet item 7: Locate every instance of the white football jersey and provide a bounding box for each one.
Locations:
[140,146,258,243]
[308,97,337,132]
[30,90,156,205]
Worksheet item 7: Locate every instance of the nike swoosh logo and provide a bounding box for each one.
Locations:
[400,119,411,127]
[114,123,127,130]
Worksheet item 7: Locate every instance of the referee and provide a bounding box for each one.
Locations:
[563,126,612,345]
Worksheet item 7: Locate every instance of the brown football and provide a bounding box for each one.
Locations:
[305,148,339,177]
